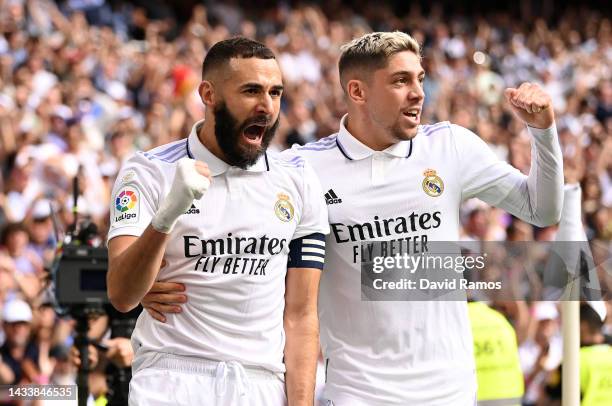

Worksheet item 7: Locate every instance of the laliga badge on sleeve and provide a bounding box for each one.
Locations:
[113,186,140,224]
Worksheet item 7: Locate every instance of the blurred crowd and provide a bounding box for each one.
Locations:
[0,0,610,405]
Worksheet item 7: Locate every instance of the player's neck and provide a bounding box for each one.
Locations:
[345,114,396,151]
[198,118,228,163]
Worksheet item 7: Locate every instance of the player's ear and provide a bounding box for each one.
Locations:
[346,79,366,105]
[199,80,216,107]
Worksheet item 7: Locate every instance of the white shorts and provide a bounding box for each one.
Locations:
[129,353,287,406]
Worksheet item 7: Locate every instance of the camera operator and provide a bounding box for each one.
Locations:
[53,190,185,405]
[69,306,139,406]
[52,205,140,405]
[102,305,139,406]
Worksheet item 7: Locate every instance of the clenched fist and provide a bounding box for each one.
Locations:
[504,83,554,129]
[151,157,212,233]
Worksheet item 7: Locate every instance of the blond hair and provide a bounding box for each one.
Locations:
[338,31,421,91]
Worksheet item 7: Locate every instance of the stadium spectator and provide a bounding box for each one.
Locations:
[0,1,608,403]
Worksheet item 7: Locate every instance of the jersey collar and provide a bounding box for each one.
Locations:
[336,114,413,160]
[186,119,269,176]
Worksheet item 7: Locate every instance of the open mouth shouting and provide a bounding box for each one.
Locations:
[242,122,267,146]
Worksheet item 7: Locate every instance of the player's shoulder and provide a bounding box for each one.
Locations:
[268,149,323,184]
[419,121,480,143]
[269,150,307,170]
[294,133,338,152]
[140,139,190,166]
[419,121,453,137]
[282,133,339,162]
[120,140,189,180]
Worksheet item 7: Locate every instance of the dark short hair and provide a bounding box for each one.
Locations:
[0,222,28,246]
[580,303,604,333]
[202,37,275,79]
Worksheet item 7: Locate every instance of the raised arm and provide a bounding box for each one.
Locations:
[107,158,210,312]
[459,83,564,227]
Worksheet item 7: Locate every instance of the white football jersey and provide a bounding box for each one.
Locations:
[108,120,329,374]
[286,115,562,405]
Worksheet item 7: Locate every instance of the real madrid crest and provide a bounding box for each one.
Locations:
[422,169,444,197]
[274,193,294,222]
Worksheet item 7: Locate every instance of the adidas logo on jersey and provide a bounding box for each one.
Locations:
[325,189,342,205]
[185,204,200,215]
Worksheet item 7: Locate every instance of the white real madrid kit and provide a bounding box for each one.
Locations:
[108,120,329,406]
[285,115,563,406]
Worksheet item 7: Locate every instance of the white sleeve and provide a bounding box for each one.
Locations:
[293,160,330,240]
[454,123,564,227]
[106,152,164,243]
[556,184,585,241]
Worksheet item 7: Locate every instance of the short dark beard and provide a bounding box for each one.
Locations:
[390,122,418,141]
[214,103,279,169]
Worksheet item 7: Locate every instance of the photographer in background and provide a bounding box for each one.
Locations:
[69,306,140,405]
